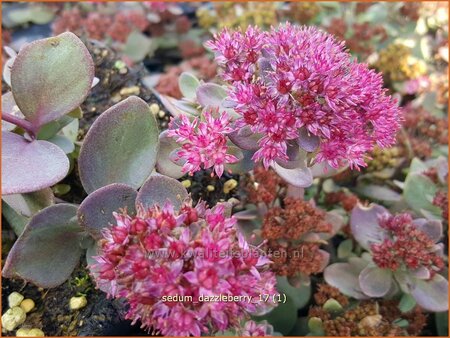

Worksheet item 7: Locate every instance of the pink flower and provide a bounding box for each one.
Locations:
[206,24,402,169]
[370,213,445,274]
[90,201,277,336]
[240,320,274,336]
[168,109,239,177]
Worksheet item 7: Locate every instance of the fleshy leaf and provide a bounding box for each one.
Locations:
[403,173,441,219]
[298,127,320,152]
[2,204,83,288]
[275,144,307,169]
[156,130,184,179]
[276,276,311,310]
[272,162,313,188]
[77,183,137,240]
[256,296,297,335]
[399,293,417,313]
[2,131,70,195]
[196,83,227,107]
[350,203,389,250]
[412,218,443,243]
[11,32,94,129]
[356,184,402,202]
[228,126,260,151]
[2,92,24,131]
[324,260,369,299]
[78,96,159,194]
[136,174,188,211]
[224,148,252,174]
[2,188,54,218]
[359,266,392,297]
[410,274,449,312]
[179,72,200,100]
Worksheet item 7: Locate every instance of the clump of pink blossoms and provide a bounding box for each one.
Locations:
[168,110,239,177]
[371,213,445,274]
[205,24,402,169]
[91,201,277,336]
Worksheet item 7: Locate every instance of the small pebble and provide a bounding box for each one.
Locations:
[181,180,191,188]
[150,103,160,115]
[8,292,24,308]
[158,110,166,119]
[223,179,238,194]
[359,314,382,329]
[1,307,26,331]
[119,86,140,97]
[20,299,35,313]
[16,328,45,337]
[69,296,87,311]
[206,185,215,192]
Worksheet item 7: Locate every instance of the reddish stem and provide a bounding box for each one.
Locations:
[2,112,36,138]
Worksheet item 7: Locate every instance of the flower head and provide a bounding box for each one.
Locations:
[90,201,277,336]
[370,213,445,274]
[206,24,402,169]
[168,110,238,177]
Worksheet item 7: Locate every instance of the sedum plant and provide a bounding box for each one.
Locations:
[324,203,448,312]
[158,24,402,187]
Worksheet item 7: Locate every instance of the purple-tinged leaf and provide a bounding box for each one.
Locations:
[410,267,431,280]
[224,148,252,174]
[158,94,186,117]
[276,143,307,169]
[350,203,389,250]
[228,126,260,151]
[2,131,69,195]
[310,161,343,178]
[324,261,369,299]
[359,266,392,297]
[11,32,94,129]
[77,183,137,240]
[2,188,54,218]
[410,274,449,312]
[78,96,159,194]
[272,162,313,188]
[412,218,443,243]
[156,130,185,179]
[356,184,402,202]
[298,127,320,152]
[136,174,188,211]
[2,92,24,131]
[2,204,83,288]
[196,83,227,107]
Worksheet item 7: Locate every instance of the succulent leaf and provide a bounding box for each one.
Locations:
[2,131,70,195]
[78,96,159,193]
[77,183,137,240]
[10,32,94,129]
[136,174,188,211]
[2,204,83,288]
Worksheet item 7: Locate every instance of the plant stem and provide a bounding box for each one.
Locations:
[2,112,36,138]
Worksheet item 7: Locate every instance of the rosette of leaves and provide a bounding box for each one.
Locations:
[157,72,337,187]
[324,203,448,312]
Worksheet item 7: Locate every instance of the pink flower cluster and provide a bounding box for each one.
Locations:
[168,110,239,177]
[371,213,444,274]
[205,24,402,169]
[91,202,277,336]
